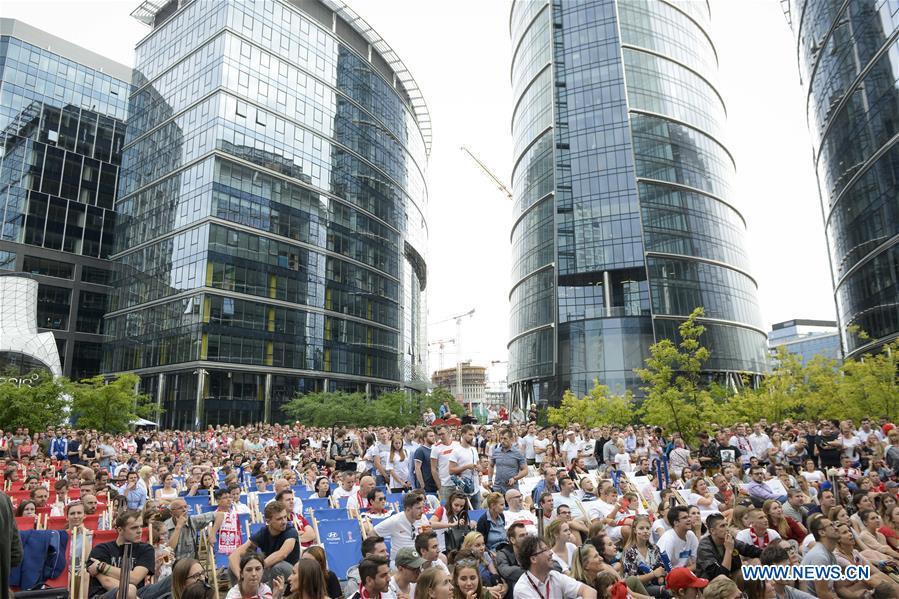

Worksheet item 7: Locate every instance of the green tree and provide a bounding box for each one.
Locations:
[71,374,159,433]
[547,380,633,428]
[840,338,899,422]
[0,371,70,431]
[636,307,713,442]
[282,387,465,428]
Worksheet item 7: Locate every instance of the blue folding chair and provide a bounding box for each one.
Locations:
[184,495,210,515]
[385,492,405,507]
[303,497,332,516]
[257,492,275,508]
[335,496,349,508]
[200,504,218,513]
[468,509,486,523]
[312,508,349,521]
[237,513,250,534]
[318,519,363,581]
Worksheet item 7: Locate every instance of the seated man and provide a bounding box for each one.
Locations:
[697,513,761,581]
[740,466,787,504]
[86,510,171,599]
[735,508,782,550]
[228,501,298,584]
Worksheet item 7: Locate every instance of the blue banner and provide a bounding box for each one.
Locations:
[318,519,362,580]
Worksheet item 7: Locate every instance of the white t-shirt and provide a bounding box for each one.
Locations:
[450,443,480,493]
[225,582,272,599]
[614,451,632,472]
[513,571,584,599]
[504,508,539,536]
[522,435,536,460]
[561,439,582,465]
[552,493,586,520]
[657,529,699,568]
[840,435,861,461]
[373,512,429,563]
[550,543,579,573]
[430,443,456,486]
[735,527,782,549]
[332,485,355,500]
[534,438,550,464]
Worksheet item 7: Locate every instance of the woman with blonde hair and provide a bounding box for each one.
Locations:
[301,546,342,599]
[458,531,505,595]
[545,518,579,574]
[622,515,666,596]
[474,492,505,551]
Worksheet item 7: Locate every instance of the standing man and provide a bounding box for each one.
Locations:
[413,428,438,494]
[489,429,528,495]
[86,510,171,599]
[430,425,455,502]
[449,425,482,509]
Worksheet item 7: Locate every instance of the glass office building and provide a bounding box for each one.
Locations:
[105,0,430,427]
[784,0,899,359]
[0,19,129,379]
[509,0,768,406]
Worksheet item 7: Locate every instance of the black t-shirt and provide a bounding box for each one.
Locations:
[68,439,81,464]
[250,524,300,565]
[817,432,841,467]
[326,570,342,598]
[88,541,155,598]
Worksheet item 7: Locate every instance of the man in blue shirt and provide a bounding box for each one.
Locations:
[489,428,528,494]
[117,470,148,510]
[413,429,438,493]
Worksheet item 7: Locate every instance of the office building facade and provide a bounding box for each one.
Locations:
[509,0,768,406]
[784,1,899,359]
[0,19,129,379]
[768,318,842,366]
[106,0,430,427]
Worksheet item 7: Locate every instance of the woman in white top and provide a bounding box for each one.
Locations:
[800,458,825,485]
[545,519,578,575]
[155,473,180,504]
[386,435,410,492]
[226,554,283,599]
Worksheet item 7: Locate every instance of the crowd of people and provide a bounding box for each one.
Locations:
[2,413,899,599]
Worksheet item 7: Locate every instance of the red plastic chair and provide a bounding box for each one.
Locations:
[15,516,35,530]
[67,488,81,500]
[82,514,100,531]
[35,505,52,518]
[91,529,118,546]
[46,516,68,530]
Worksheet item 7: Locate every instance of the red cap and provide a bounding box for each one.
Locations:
[666,568,709,590]
[883,423,895,435]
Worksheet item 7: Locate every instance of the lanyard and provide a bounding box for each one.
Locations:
[526,573,551,599]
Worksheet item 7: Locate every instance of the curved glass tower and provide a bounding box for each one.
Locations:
[105,0,430,427]
[785,0,899,358]
[509,0,768,406]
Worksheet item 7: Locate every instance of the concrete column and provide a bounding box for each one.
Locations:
[263,373,272,423]
[156,372,165,428]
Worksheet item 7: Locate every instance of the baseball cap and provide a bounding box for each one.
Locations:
[666,568,709,590]
[395,547,425,569]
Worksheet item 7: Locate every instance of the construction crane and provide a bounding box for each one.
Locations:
[430,309,476,410]
[460,146,513,201]
[427,338,456,370]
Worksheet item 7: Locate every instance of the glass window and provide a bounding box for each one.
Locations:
[22,256,74,279]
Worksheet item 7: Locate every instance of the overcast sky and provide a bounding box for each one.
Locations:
[3,0,836,385]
